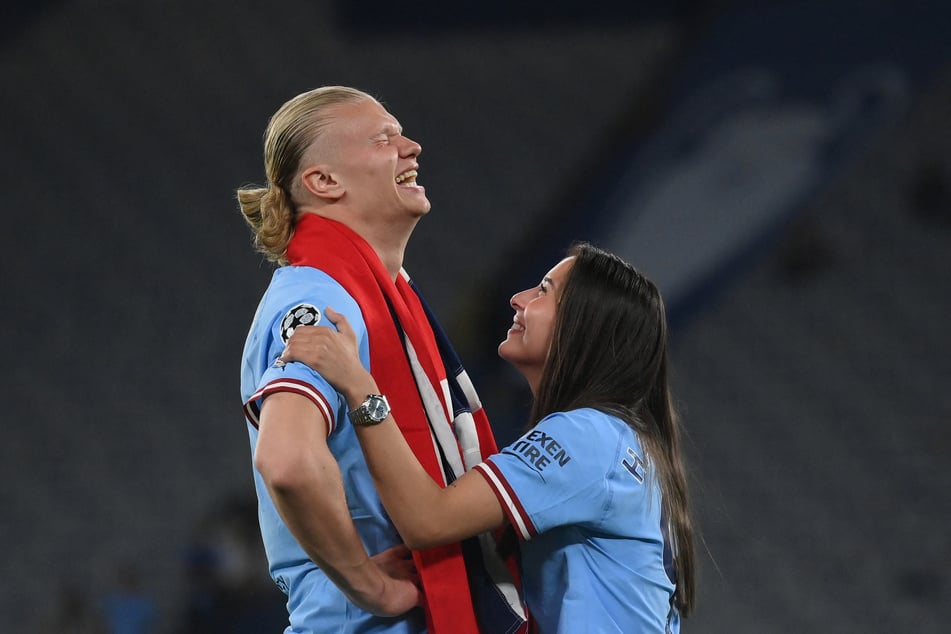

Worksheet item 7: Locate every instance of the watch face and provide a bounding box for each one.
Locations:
[367,396,389,421]
[350,394,390,426]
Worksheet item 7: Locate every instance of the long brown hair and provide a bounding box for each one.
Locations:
[236,86,375,264]
[531,242,696,615]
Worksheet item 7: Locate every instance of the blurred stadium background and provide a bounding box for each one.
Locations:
[1,0,948,631]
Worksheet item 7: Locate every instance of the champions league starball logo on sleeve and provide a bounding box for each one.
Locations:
[279,304,322,344]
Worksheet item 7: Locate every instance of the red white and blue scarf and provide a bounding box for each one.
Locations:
[286,213,527,634]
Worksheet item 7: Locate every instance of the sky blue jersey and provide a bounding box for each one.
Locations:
[475,408,680,633]
[240,265,426,634]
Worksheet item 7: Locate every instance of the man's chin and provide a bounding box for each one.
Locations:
[409,201,432,217]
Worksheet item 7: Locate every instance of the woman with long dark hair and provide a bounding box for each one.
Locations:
[281,242,696,632]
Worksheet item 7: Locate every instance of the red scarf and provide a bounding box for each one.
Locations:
[286,213,496,633]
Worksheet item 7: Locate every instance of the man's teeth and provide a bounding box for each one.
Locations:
[395,170,418,185]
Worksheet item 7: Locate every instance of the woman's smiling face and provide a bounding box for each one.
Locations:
[498,256,575,392]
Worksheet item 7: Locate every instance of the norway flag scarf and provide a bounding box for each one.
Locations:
[286,213,526,634]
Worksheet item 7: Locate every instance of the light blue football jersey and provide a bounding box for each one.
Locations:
[240,265,426,633]
[475,408,680,633]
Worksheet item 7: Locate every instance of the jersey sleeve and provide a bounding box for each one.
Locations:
[242,272,368,437]
[473,409,620,540]
[243,361,342,435]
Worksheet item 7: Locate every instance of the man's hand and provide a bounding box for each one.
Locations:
[365,543,422,616]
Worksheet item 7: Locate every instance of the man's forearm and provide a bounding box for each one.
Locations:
[266,464,390,612]
[255,391,411,616]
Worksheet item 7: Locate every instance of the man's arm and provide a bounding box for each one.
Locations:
[253,391,420,616]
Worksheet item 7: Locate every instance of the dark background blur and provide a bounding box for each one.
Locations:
[2,1,949,632]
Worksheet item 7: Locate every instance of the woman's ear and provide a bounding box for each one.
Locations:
[300,165,344,200]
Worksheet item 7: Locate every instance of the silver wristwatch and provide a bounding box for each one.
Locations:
[348,394,390,426]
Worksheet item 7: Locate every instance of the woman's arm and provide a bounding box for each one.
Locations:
[281,308,506,549]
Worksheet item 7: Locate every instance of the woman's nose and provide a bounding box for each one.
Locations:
[510,288,529,310]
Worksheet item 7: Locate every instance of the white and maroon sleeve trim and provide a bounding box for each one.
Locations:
[242,378,336,437]
[473,461,537,541]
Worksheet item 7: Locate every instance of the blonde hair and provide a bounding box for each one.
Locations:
[236,86,376,264]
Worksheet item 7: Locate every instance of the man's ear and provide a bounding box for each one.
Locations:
[300,165,345,200]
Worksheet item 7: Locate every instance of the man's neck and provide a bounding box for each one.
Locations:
[299,208,417,282]
[362,223,413,282]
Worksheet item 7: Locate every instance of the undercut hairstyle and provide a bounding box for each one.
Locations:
[236,86,376,264]
[531,242,696,615]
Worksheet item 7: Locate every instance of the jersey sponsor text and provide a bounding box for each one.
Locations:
[508,429,572,472]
